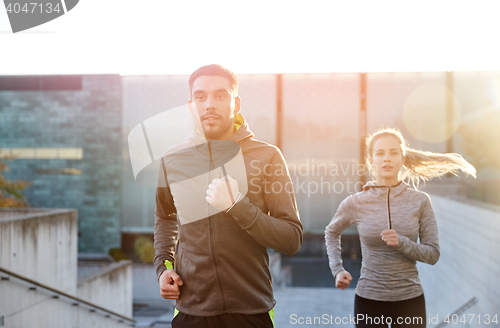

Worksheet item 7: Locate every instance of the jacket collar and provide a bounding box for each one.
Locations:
[362,180,409,198]
[188,113,253,146]
[188,113,254,162]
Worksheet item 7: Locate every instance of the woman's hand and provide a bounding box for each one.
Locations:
[381,229,399,246]
[335,270,352,290]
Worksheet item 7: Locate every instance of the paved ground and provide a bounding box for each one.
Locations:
[274,287,356,327]
[133,299,175,328]
[133,287,356,327]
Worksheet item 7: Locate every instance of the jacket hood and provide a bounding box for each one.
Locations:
[362,180,409,198]
[161,113,254,162]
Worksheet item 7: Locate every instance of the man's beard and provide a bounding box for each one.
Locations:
[202,120,233,140]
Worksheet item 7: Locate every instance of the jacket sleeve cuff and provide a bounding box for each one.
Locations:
[157,268,166,281]
[225,192,243,213]
[333,265,345,279]
[396,234,410,251]
[157,259,174,280]
[226,196,258,229]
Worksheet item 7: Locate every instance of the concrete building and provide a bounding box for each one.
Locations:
[0,208,133,328]
[417,194,500,327]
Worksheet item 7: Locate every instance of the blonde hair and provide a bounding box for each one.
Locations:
[366,128,477,189]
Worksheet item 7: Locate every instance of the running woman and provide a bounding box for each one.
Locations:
[325,128,476,327]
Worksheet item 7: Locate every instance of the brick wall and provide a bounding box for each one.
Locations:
[0,75,122,253]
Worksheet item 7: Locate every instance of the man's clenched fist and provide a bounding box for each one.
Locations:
[206,176,239,211]
[159,269,184,299]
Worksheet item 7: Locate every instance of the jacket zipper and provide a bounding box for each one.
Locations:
[386,186,392,230]
[207,141,227,311]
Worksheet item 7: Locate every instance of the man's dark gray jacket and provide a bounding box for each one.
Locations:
[154,113,303,316]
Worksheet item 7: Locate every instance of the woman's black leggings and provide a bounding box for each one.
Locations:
[354,294,426,328]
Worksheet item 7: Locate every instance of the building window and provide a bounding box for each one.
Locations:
[36,168,82,175]
[0,148,83,160]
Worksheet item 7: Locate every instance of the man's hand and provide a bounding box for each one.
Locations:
[159,269,183,299]
[381,229,399,247]
[335,270,352,290]
[206,176,239,211]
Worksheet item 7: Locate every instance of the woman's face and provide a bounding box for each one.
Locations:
[370,136,403,182]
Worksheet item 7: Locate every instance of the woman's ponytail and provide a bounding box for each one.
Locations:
[402,147,476,189]
[366,127,476,189]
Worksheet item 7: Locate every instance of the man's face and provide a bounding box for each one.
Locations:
[189,75,241,140]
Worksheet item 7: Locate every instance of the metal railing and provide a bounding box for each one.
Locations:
[435,297,478,328]
[0,266,135,327]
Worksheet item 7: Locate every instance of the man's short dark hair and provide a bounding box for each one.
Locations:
[189,64,239,96]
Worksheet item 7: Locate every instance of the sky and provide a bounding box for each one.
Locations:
[1,0,500,75]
